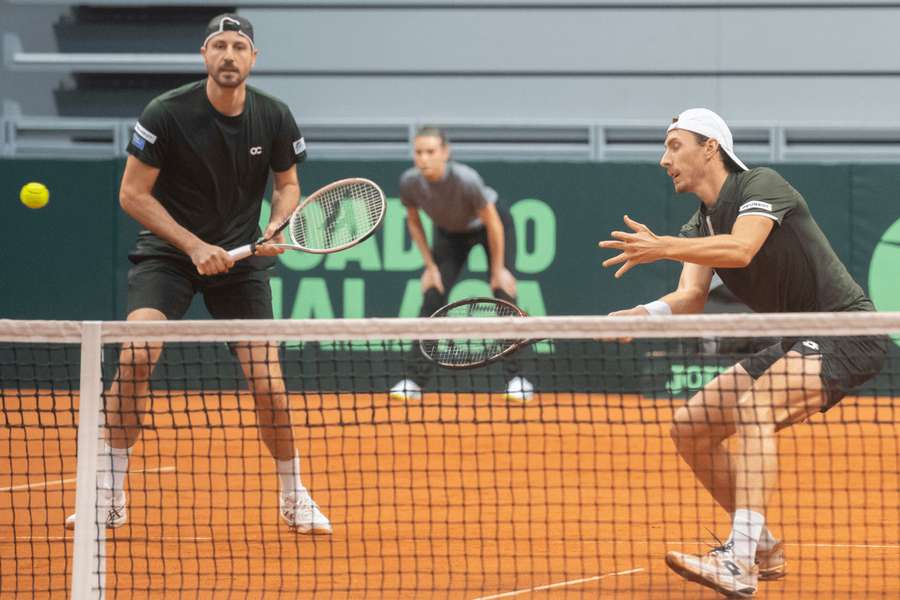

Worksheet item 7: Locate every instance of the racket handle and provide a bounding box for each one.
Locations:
[228,243,255,261]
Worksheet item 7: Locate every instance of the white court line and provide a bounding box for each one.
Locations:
[9,536,212,542]
[665,540,900,550]
[0,465,176,493]
[472,567,645,600]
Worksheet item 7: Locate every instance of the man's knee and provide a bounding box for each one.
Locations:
[669,417,699,453]
[669,407,724,453]
[736,394,777,431]
[119,340,162,373]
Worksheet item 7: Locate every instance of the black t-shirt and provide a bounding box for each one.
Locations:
[126,80,306,265]
[679,168,872,313]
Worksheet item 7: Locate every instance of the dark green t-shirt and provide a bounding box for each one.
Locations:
[679,168,872,313]
[125,80,306,265]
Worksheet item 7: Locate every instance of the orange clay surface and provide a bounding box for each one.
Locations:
[1,390,897,599]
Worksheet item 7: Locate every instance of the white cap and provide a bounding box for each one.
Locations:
[667,108,748,171]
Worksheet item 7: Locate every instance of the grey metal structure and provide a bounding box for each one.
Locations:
[4,0,900,161]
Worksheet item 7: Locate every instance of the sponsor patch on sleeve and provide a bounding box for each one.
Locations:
[134,122,157,144]
[293,138,306,155]
[131,132,146,150]
[739,200,773,213]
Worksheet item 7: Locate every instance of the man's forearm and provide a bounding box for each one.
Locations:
[662,235,755,269]
[407,219,435,267]
[270,182,300,226]
[122,191,203,254]
[652,286,708,315]
[485,218,505,273]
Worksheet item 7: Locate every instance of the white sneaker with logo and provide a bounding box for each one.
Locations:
[280,489,332,535]
[504,376,534,402]
[389,379,423,401]
[666,544,758,597]
[64,489,127,530]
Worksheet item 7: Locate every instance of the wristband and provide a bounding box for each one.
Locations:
[640,300,672,316]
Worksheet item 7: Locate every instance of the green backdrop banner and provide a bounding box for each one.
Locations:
[3,158,900,394]
[2,159,899,320]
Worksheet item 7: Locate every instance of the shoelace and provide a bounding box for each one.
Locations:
[704,529,734,556]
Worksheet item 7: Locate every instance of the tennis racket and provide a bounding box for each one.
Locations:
[228,177,386,261]
[419,297,534,369]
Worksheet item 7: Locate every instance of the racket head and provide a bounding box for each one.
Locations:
[287,178,386,253]
[419,297,528,369]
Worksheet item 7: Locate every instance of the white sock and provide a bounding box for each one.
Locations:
[98,441,129,494]
[276,453,305,495]
[730,509,765,565]
[728,520,778,551]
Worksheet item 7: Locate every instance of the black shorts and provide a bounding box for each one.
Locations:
[126,257,273,320]
[739,335,888,412]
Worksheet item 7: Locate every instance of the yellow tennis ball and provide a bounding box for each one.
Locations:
[20,182,50,209]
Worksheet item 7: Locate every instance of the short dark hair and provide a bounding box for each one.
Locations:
[690,132,743,174]
[414,125,448,146]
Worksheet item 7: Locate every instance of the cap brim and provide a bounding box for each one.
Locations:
[723,147,749,171]
[203,30,255,49]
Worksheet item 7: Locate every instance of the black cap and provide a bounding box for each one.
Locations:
[204,13,255,48]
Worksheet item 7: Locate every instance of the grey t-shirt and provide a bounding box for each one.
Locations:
[399,162,498,233]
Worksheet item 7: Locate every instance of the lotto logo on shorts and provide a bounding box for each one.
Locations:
[802,340,821,352]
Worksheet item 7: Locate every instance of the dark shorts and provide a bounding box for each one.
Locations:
[739,335,888,412]
[126,257,273,320]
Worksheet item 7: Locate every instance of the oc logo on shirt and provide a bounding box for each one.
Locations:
[249,146,263,156]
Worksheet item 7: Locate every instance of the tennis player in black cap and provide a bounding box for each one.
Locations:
[65,13,332,535]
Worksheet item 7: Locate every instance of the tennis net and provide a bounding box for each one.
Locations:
[1,314,898,599]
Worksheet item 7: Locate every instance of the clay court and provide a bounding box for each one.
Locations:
[2,390,898,599]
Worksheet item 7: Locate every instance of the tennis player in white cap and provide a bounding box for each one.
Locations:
[599,108,885,597]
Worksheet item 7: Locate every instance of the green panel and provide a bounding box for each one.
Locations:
[851,165,900,293]
[1,158,896,326]
[770,164,853,265]
[0,159,119,319]
[271,160,685,319]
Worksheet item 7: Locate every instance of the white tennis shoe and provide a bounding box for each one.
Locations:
[504,376,534,402]
[389,379,422,401]
[64,489,127,530]
[280,489,332,535]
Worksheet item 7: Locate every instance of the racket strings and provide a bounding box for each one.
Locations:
[424,301,522,366]
[291,182,384,251]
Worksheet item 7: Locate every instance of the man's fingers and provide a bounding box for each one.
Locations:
[614,260,637,278]
[610,231,639,242]
[623,214,647,232]
[598,240,625,250]
[602,253,628,268]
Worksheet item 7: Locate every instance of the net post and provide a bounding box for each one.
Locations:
[71,321,104,600]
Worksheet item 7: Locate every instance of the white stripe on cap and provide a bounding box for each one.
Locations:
[203,16,255,49]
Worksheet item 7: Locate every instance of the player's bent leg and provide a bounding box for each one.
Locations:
[235,343,332,535]
[237,342,294,459]
[723,352,822,585]
[65,308,164,528]
[669,364,752,515]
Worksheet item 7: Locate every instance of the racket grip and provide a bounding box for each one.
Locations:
[228,244,254,261]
